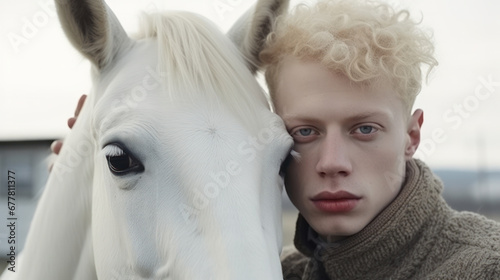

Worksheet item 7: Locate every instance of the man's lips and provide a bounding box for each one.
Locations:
[311,191,361,213]
[311,190,361,200]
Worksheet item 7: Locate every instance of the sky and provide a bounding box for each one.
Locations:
[1,0,500,170]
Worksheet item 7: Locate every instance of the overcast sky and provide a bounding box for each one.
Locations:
[1,0,500,170]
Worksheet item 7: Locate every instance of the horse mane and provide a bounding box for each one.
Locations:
[134,11,270,128]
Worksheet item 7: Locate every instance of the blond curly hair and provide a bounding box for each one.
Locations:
[260,0,438,112]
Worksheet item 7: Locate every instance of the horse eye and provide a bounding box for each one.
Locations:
[103,144,144,176]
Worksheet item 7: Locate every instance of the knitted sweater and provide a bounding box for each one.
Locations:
[281,159,500,279]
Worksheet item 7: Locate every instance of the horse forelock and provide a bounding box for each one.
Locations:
[132,11,269,130]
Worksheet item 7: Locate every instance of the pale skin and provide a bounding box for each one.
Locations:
[53,57,423,242]
[274,57,423,241]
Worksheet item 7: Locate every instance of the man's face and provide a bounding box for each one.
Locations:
[274,57,421,240]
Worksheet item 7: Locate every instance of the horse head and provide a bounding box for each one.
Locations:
[2,0,291,279]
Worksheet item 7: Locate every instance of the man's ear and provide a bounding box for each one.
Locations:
[405,109,424,159]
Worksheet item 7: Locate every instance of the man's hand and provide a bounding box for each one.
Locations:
[49,94,87,170]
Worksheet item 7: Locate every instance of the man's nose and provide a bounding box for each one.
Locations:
[315,133,352,177]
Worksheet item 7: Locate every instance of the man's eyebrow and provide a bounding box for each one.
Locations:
[344,111,392,122]
[280,113,319,124]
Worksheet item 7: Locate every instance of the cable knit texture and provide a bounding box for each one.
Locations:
[282,159,500,279]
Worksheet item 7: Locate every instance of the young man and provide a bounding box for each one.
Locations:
[52,0,500,278]
[259,0,500,279]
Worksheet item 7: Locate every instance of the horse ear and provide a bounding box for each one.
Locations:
[55,0,131,69]
[227,0,289,74]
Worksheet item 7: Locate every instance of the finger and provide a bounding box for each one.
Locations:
[51,140,63,155]
[68,117,76,129]
[74,94,87,117]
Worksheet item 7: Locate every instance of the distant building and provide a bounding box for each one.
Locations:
[436,169,500,215]
[0,140,52,256]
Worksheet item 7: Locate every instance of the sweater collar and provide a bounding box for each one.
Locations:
[292,159,448,277]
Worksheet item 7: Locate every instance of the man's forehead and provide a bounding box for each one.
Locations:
[281,108,394,123]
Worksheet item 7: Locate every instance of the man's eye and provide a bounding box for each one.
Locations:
[297,128,313,136]
[355,125,378,135]
[290,127,318,143]
[103,144,144,176]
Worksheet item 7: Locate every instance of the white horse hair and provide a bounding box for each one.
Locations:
[1,0,291,279]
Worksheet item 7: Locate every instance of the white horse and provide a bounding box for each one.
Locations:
[1,0,291,279]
